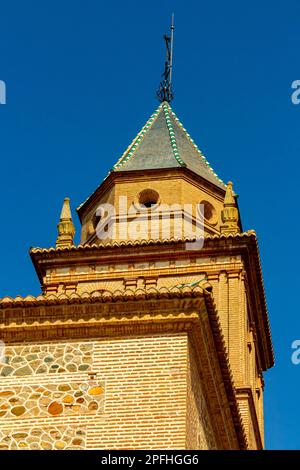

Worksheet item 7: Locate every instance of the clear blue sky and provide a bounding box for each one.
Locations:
[0,0,299,450]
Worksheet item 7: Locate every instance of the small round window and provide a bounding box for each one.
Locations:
[199,200,217,224]
[138,189,160,208]
[92,213,101,230]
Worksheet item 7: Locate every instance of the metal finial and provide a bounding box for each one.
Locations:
[156,14,174,103]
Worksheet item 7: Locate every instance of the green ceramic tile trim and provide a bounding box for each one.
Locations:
[162,102,186,167]
[111,103,163,171]
[169,106,225,187]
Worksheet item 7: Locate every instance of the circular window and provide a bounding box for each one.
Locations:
[92,213,101,230]
[199,200,217,225]
[138,189,160,209]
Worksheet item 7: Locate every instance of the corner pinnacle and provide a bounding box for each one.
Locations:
[56,197,76,248]
[220,182,240,235]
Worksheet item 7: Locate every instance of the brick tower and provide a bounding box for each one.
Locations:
[0,100,273,450]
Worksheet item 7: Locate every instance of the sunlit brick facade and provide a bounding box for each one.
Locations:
[0,101,273,449]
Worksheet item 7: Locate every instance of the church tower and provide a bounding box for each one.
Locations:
[0,25,273,450]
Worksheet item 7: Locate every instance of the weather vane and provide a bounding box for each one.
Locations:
[156,14,174,103]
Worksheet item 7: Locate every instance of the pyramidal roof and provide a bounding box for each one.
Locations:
[111,101,226,190]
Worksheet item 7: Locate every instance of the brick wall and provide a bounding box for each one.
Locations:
[186,342,216,450]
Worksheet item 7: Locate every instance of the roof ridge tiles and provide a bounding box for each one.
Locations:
[0,284,207,307]
[30,230,257,254]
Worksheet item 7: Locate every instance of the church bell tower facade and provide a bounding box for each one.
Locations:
[0,99,273,450]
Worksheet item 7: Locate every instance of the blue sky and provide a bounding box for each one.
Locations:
[0,0,299,449]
